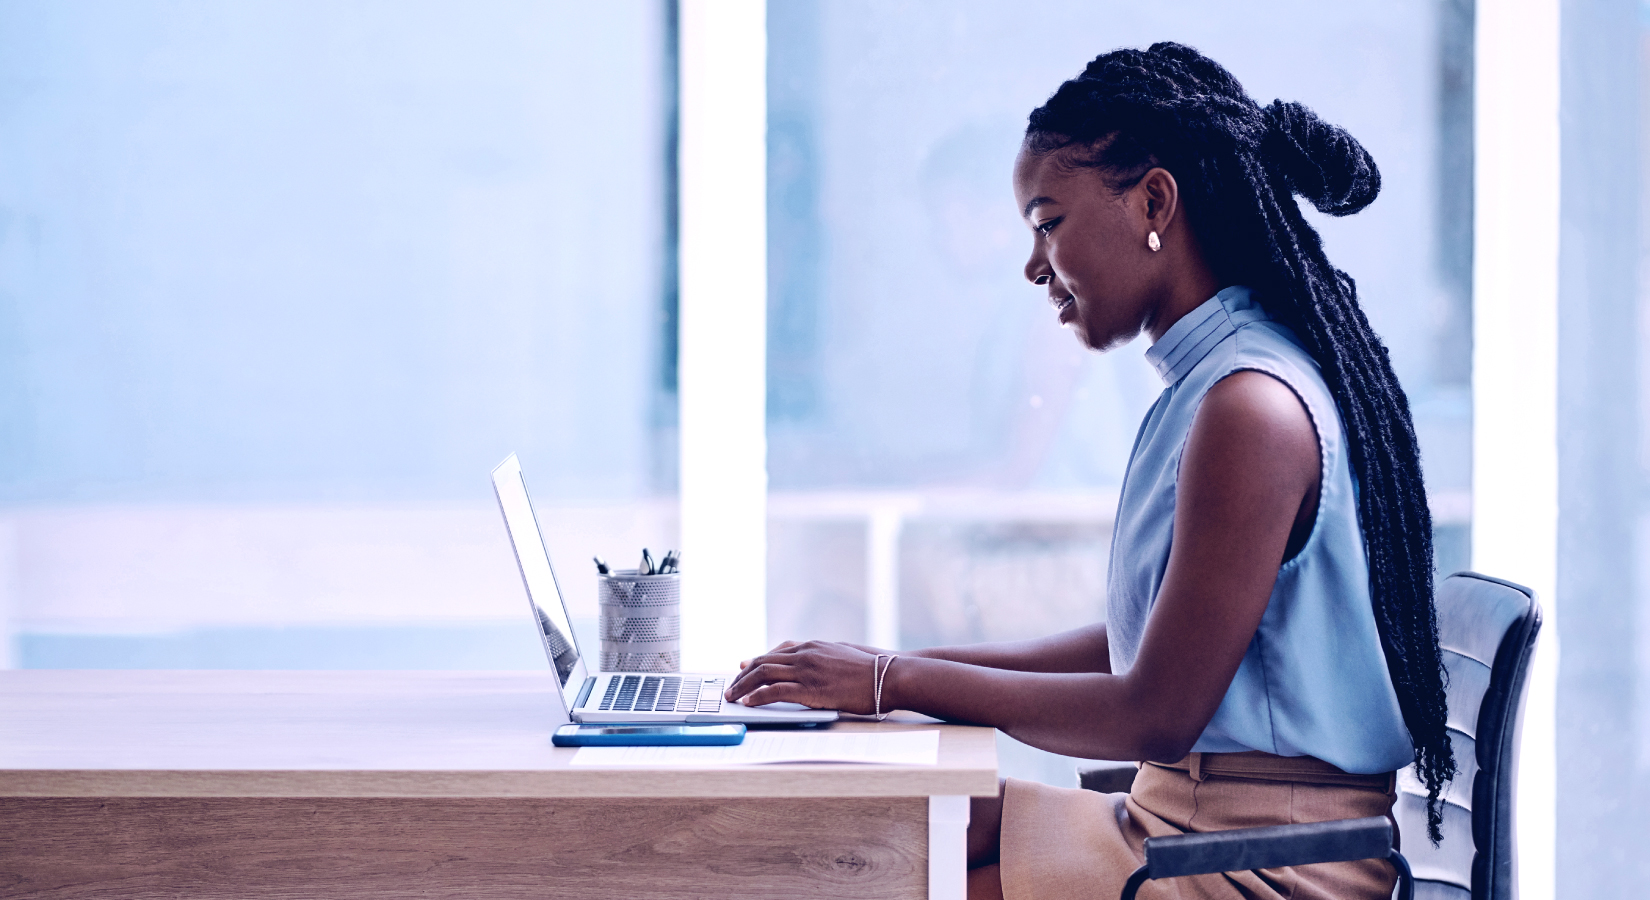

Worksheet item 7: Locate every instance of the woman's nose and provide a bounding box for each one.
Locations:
[1024,255,1051,285]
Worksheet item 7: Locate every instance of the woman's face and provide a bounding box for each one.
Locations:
[1012,145,1163,352]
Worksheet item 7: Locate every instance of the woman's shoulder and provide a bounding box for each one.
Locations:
[1173,296,1343,468]
[1183,368,1321,499]
[1210,301,1339,425]
[1165,286,1325,390]
[1145,287,1343,459]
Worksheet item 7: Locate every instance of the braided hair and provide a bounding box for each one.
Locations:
[1026,42,1454,841]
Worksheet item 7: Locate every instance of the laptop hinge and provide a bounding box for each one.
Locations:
[573,675,596,710]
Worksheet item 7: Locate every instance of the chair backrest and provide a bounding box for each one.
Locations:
[1392,571,1541,900]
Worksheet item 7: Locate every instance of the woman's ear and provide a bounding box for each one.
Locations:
[1138,167,1180,235]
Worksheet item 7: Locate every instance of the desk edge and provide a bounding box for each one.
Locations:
[0,767,1001,799]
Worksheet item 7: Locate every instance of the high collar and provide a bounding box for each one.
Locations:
[1143,285,1267,385]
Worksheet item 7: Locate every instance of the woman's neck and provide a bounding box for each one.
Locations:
[1146,259,1224,344]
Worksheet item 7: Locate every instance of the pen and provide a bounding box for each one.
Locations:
[593,556,609,576]
[640,548,655,576]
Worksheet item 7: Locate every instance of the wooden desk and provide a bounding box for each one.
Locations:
[0,671,998,899]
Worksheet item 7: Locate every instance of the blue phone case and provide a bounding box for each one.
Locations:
[552,723,746,747]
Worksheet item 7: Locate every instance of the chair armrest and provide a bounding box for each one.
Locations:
[1143,816,1394,878]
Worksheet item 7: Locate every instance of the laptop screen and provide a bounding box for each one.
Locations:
[491,454,587,701]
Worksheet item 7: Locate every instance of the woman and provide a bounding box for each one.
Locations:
[725,42,1452,900]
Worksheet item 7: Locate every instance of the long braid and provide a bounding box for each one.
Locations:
[1028,42,1455,842]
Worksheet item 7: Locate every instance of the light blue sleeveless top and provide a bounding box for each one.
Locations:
[1107,286,1414,774]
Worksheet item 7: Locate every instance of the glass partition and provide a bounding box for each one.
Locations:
[0,1,677,669]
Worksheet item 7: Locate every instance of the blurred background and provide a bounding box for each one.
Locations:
[0,1,1640,894]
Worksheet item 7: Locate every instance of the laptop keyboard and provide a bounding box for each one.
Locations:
[596,675,725,714]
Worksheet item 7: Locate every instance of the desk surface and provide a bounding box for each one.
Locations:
[0,670,999,799]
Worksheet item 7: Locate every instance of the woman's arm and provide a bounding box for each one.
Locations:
[725,371,1320,762]
[897,624,1110,674]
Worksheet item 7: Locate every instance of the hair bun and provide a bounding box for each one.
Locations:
[1262,100,1380,216]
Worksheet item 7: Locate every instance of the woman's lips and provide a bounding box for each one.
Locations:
[1055,295,1077,324]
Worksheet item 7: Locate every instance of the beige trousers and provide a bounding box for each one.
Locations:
[1001,751,1399,900]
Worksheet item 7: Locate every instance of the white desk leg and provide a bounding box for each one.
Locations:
[928,794,970,900]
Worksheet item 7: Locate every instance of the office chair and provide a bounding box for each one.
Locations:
[1078,572,1542,900]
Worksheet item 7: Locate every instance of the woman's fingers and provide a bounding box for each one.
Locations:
[725,661,799,701]
[727,647,809,694]
[736,681,814,708]
[739,640,803,670]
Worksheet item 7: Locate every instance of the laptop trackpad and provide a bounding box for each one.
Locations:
[751,701,810,712]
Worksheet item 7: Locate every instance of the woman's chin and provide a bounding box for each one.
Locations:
[1075,324,1124,353]
[1074,316,1150,354]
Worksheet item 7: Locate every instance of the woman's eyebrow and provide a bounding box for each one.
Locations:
[1022,196,1056,218]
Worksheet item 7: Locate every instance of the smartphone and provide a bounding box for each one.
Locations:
[552,723,746,747]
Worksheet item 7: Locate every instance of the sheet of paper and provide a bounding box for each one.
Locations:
[569,729,940,767]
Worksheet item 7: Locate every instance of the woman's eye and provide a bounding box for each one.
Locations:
[1036,217,1061,235]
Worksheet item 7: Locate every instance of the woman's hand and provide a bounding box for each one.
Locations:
[737,640,898,670]
[725,640,886,714]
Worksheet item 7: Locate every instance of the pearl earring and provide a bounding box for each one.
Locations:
[1147,231,1162,252]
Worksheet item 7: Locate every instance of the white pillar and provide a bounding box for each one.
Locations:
[1472,2,1560,899]
[866,507,903,650]
[677,0,768,671]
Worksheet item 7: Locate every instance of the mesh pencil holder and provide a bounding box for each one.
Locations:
[597,570,681,673]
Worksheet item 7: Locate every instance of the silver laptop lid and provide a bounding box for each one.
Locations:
[491,453,589,713]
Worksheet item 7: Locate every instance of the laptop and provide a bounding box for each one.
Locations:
[492,453,837,726]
